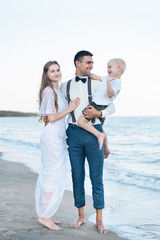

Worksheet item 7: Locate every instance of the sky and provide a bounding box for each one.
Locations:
[0,0,160,116]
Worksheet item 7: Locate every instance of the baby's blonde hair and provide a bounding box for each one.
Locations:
[108,58,126,75]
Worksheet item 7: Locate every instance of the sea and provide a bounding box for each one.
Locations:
[0,116,160,240]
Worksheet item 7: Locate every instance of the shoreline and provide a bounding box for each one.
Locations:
[0,159,128,240]
[0,110,38,117]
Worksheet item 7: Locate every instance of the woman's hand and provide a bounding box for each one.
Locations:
[68,97,80,112]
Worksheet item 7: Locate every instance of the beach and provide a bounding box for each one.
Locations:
[0,159,128,240]
[0,116,160,240]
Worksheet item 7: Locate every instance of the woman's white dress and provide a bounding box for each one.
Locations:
[35,86,68,218]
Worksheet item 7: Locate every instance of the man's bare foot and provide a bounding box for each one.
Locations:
[98,133,105,150]
[96,220,109,234]
[37,217,62,230]
[70,217,85,228]
[51,218,62,224]
[104,148,111,158]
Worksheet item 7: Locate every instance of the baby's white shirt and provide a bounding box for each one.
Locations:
[92,76,121,105]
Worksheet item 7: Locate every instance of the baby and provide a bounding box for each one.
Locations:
[77,58,126,153]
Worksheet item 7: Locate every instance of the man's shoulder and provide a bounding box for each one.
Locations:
[59,78,75,94]
[60,81,67,87]
[61,78,74,86]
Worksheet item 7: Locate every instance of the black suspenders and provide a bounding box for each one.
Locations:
[66,79,76,123]
[66,78,95,124]
[88,78,95,123]
[87,77,92,103]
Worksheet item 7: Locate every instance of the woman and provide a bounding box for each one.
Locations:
[35,61,80,230]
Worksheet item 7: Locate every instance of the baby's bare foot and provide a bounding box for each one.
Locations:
[98,133,105,150]
[104,148,111,158]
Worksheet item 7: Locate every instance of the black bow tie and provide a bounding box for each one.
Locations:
[75,76,86,83]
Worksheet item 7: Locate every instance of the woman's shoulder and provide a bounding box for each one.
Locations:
[44,86,53,91]
[43,86,53,94]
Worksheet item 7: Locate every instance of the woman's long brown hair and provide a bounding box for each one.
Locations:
[38,61,60,123]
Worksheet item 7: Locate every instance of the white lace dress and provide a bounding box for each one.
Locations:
[35,86,68,218]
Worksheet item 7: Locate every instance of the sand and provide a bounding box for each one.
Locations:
[0,159,128,240]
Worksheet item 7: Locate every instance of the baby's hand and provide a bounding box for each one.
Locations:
[107,75,116,82]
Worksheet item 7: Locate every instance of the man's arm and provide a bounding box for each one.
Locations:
[101,102,115,117]
[84,105,101,118]
[84,102,115,119]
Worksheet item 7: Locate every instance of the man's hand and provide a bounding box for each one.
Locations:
[83,106,101,119]
[43,116,49,126]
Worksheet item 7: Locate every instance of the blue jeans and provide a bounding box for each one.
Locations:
[66,124,104,209]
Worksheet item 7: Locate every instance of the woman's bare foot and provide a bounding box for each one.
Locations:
[37,217,62,230]
[51,218,62,224]
[97,132,105,150]
[96,220,109,234]
[70,217,85,228]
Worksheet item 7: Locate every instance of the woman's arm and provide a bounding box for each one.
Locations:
[48,98,80,123]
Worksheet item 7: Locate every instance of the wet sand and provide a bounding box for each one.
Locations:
[0,159,128,240]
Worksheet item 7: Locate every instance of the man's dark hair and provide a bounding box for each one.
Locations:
[74,50,93,66]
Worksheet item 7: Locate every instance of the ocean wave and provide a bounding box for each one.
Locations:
[104,167,160,191]
[109,224,160,240]
[0,137,40,150]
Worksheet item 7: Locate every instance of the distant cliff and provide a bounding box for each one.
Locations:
[0,111,38,117]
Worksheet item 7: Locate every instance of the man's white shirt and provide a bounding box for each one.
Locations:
[59,76,115,125]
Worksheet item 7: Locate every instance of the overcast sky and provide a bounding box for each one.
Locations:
[0,0,160,116]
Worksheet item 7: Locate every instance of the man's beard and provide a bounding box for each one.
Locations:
[79,71,90,76]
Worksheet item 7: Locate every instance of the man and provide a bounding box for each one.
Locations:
[60,50,115,233]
